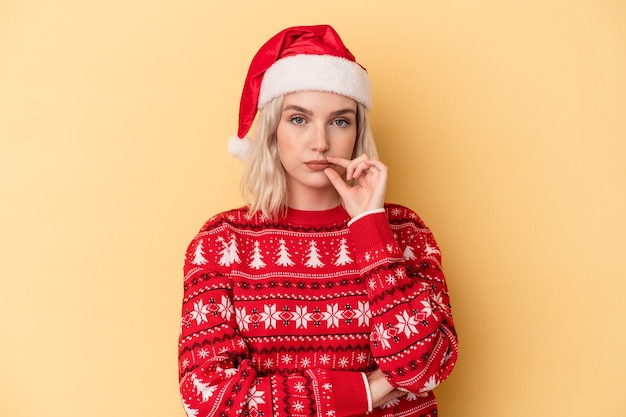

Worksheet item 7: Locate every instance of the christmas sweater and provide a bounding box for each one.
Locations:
[178,203,458,417]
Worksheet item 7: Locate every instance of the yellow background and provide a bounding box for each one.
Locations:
[1,1,625,416]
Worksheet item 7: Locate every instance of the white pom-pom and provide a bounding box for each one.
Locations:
[228,135,250,160]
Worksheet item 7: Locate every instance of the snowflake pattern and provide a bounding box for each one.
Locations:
[235,302,371,330]
[191,300,210,325]
[355,301,371,327]
[420,299,434,317]
[247,385,265,410]
[395,310,421,337]
[372,323,392,350]
[292,400,305,413]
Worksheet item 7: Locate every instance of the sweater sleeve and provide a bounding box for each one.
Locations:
[348,205,458,394]
[178,225,370,417]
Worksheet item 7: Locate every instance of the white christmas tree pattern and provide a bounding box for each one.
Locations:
[249,241,266,269]
[191,239,208,265]
[228,234,241,264]
[275,239,295,266]
[304,240,325,268]
[217,236,231,266]
[217,234,241,267]
[191,374,217,402]
[333,238,353,266]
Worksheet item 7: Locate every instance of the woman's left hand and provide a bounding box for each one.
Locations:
[324,154,388,218]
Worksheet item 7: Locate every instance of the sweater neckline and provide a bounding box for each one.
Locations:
[283,205,350,226]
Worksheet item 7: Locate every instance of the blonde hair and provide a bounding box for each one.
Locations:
[241,95,378,219]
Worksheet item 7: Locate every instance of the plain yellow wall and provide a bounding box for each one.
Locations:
[1,1,625,416]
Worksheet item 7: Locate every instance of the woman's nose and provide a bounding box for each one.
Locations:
[311,124,330,151]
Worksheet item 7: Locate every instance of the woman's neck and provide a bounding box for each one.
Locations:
[286,188,342,211]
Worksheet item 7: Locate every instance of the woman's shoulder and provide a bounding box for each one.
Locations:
[197,206,256,233]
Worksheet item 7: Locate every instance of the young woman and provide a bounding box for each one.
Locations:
[178,25,458,417]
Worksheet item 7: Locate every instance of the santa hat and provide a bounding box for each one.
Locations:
[228,25,372,160]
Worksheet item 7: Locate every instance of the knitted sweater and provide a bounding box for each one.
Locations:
[178,203,458,417]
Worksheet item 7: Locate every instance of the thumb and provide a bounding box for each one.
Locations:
[324,168,350,196]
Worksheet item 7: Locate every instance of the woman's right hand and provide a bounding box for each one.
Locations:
[324,154,388,219]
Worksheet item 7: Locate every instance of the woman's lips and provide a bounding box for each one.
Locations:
[305,160,332,171]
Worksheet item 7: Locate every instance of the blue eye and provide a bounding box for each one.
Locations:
[290,116,306,125]
[332,119,350,127]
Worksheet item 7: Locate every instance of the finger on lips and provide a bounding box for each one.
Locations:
[325,156,350,168]
[326,154,386,180]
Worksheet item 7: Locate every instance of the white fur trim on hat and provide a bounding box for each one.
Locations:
[258,54,372,110]
[228,135,251,160]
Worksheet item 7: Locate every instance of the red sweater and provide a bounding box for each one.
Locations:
[178,203,458,417]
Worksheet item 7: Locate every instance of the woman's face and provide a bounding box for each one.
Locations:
[276,91,357,206]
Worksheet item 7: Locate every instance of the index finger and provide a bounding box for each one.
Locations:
[325,156,351,168]
[327,154,371,169]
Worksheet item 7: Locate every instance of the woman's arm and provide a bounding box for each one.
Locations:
[349,205,458,394]
[178,228,372,417]
[325,155,458,395]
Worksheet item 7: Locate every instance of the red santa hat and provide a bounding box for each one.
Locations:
[228,25,372,160]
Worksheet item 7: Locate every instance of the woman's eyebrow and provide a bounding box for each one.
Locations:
[282,105,357,117]
[330,108,357,117]
[283,105,313,115]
